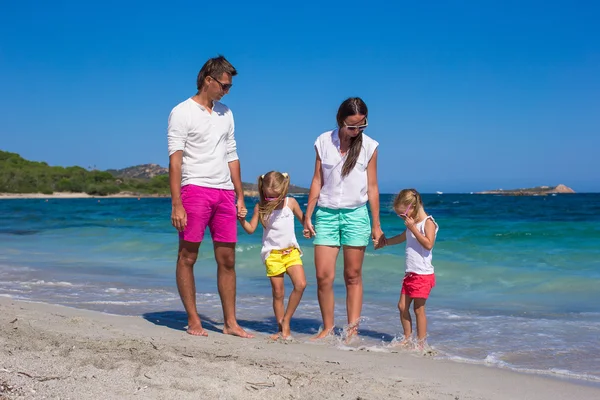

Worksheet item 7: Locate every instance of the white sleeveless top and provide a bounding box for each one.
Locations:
[405,215,439,275]
[314,129,379,209]
[260,198,301,262]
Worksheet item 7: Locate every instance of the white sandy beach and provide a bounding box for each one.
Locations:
[0,298,598,400]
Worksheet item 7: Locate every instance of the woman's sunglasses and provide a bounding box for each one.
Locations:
[344,118,368,132]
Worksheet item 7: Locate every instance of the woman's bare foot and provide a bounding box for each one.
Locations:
[186,321,208,337]
[223,324,254,338]
[269,332,282,340]
[311,326,335,340]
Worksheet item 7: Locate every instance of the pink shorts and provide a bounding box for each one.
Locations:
[401,273,436,299]
[179,185,237,243]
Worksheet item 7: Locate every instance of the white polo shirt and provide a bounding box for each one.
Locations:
[167,98,239,190]
[315,129,379,209]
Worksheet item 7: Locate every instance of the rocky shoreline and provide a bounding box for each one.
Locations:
[476,184,575,196]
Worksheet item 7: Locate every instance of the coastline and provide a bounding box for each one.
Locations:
[1,298,598,399]
[0,191,264,199]
[0,192,168,199]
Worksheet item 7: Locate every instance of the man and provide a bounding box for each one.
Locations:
[167,55,253,338]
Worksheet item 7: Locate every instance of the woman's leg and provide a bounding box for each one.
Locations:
[281,265,307,338]
[269,274,285,339]
[342,245,366,330]
[313,245,340,339]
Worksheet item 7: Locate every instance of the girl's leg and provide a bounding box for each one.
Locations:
[313,245,340,339]
[281,265,307,338]
[342,245,366,337]
[398,293,413,342]
[269,274,285,339]
[413,298,428,345]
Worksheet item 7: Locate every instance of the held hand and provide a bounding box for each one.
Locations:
[171,204,187,232]
[236,199,247,219]
[372,227,385,249]
[303,219,316,239]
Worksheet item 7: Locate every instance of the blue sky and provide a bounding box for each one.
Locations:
[1,1,598,193]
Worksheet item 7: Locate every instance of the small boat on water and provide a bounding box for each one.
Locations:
[436,191,443,195]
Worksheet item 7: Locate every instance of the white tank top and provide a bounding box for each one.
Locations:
[260,198,301,262]
[405,215,439,275]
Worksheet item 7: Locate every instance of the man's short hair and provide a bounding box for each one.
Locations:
[196,55,237,91]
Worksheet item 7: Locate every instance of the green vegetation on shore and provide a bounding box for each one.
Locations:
[0,151,169,196]
[0,150,309,196]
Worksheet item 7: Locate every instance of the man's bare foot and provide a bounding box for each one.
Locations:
[311,326,335,340]
[269,332,282,340]
[223,324,255,338]
[186,321,208,337]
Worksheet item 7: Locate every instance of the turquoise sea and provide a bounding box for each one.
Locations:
[1,194,599,382]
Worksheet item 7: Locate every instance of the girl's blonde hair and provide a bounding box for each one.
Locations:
[393,188,423,219]
[258,171,290,226]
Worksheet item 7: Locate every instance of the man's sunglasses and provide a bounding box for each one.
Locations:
[211,76,233,91]
[344,118,368,131]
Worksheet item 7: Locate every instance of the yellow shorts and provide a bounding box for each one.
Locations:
[265,248,302,277]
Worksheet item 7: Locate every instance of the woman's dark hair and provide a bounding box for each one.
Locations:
[196,55,237,91]
[336,97,368,177]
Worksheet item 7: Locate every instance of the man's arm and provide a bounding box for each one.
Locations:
[226,111,245,216]
[167,107,188,231]
[229,159,244,202]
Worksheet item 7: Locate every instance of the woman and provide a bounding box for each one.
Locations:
[303,97,384,340]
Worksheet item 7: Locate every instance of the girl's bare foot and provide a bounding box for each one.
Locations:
[269,320,284,340]
[281,319,291,339]
[391,337,412,348]
[311,326,335,340]
[343,324,359,344]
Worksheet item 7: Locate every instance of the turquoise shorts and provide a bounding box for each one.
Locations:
[314,205,371,247]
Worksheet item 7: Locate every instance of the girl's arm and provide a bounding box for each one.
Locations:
[405,217,437,250]
[303,150,323,237]
[384,231,407,246]
[289,197,305,224]
[238,203,260,234]
[366,149,384,244]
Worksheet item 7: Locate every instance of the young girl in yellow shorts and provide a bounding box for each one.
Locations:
[238,171,307,339]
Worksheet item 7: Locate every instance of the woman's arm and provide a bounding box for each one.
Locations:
[367,149,384,245]
[303,150,323,237]
[238,203,260,234]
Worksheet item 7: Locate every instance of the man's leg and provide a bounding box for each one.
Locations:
[210,189,253,338]
[176,184,212,336]
[213,241,254,338]
[176,239,206,336]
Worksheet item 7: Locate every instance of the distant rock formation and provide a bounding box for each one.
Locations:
[107,164,167,180]
[107,164,309,195]
[476,184,575,196]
